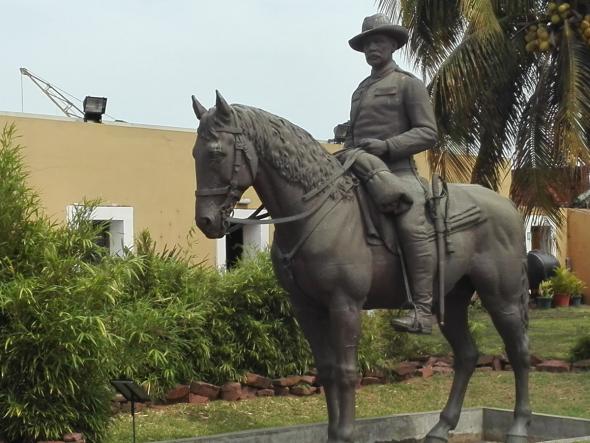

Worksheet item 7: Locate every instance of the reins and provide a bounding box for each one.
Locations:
[225,149,360,232]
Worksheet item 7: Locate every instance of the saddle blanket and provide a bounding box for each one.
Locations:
[357,181,487,254]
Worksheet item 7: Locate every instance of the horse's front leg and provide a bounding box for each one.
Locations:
[328,297,362,443]
[290,298,340,440]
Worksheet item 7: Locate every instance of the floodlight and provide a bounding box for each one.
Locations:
[83,96,107,122]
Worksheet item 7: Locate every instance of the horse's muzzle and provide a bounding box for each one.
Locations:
[196,214,226,239]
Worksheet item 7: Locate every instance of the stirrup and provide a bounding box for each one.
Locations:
[392,312,432,334]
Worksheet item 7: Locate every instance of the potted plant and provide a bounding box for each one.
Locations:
[570,274,586,307]
[549,266,583,307]
[536,280,553,309]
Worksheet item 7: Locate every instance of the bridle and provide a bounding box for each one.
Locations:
[195,123,258,229]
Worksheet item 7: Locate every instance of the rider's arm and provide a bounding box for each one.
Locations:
[385,77,438,161]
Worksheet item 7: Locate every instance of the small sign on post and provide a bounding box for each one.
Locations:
[111,379,150,443]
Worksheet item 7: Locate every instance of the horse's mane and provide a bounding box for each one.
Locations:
[231,105,354,198]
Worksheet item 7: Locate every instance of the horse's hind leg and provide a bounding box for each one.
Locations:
[425,279,479,443]
[484,264,531,443]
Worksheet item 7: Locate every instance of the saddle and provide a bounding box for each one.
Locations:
[355,177,488,255]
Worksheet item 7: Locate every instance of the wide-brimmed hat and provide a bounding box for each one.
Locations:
[349,13,409,52]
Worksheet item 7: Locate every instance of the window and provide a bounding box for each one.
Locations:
[66,205,134,256]
[525,215,556,256]
[216,209,270,269]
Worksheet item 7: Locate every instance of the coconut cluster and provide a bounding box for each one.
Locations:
[524,1,590,53]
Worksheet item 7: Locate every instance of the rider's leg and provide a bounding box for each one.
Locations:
[391,185,435,334]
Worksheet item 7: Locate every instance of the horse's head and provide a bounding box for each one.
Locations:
[191,91,258,238]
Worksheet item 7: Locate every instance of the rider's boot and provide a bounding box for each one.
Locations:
[392,237,434,334]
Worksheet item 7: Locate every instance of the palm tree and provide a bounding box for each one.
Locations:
[377,0,590,225]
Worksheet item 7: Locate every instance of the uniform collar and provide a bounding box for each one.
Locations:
[370,60,397,79]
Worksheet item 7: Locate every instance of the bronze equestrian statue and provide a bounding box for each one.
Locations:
[190,14,531,443]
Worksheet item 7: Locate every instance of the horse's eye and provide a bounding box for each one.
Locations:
[209,143,226,159]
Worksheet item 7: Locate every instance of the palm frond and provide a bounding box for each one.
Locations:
[512,53,565,226]
[428,136,475,183]
[459,0,502,36]
[553,21,590,167]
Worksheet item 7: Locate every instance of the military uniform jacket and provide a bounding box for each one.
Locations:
[345,63,438,171]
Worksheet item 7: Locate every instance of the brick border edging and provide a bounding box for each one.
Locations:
[110,355,590,412]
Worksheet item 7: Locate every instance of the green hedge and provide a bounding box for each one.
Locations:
[0,125,121,441]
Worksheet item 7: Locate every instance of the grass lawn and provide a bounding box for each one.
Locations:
[106,306,590,442]
[106,372,590,443]
[416,305,590,360]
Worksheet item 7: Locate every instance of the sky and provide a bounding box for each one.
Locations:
[1,0,415,140]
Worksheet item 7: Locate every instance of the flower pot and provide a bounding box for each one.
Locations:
[536,297,552,309]
[553,292,570,307]
[571,296,583,307]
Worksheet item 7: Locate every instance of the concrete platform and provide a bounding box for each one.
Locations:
[153,408,590,443]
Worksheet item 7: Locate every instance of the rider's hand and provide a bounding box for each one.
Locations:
[358,138,387,157]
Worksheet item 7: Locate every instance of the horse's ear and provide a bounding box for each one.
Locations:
[192,95,207,120]
[215,90,232,120]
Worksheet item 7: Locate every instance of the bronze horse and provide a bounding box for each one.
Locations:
[192,91,531,443]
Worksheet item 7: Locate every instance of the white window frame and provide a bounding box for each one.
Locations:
[525,215,556,256]
[216,208,270,269]
[66,205,134,256]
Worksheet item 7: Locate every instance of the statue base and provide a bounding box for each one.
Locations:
[152,408,590,443]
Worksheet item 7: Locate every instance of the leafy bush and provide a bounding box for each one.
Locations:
[109,231,217,398]
[0,125,120,442]
[203,251,313,384]
[570,334,590,362]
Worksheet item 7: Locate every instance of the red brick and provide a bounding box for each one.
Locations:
[63,434,83,443]
[272,375,301,387]
[477,355,494,367]
[393,361,419,378]
[190,381,220,400]
[244,372,272,389]
[536,360,571,373]
[291,385,317,396]
[240,386,258,400]
[299,375,317,385]
[256,388,275,397]
[492,357,504,371]
[424,356,438,367]
[436,356,454,366]
[274,386,290,396]
[166,384,190,403]
[220,382,241,401]
[418,366,433,378]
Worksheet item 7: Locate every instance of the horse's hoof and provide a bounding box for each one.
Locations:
[423,435,448,443]
[505,433,529,443]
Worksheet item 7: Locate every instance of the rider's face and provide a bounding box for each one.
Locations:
[363,34,397,69]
